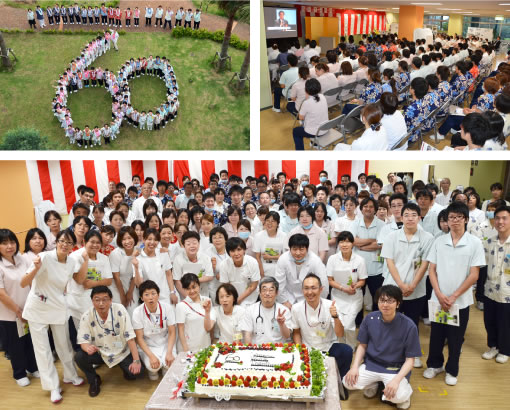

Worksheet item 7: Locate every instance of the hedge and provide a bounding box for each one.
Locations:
[171,27,249,51]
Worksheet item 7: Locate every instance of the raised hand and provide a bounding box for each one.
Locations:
[33,255,42,270]
[276,308,286,325]
[202,298,211,313]
[329,300,338,318]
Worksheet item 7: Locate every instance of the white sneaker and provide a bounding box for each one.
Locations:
[496,354,509,364]
[363,383,379,399]
[414,357,423,368]
[16,377,30,387]
[50,388,62,403]
[423,367,444,379]
[28,371,40,378]
[63,376,84,386]
[435,134,445,141]
[397,399,411,409]
[445,373,457,386]
[148,371,159,381]
[482,347,499,360]
[476,301,484,311]
[271,107,281,113]
[423,318,431,326]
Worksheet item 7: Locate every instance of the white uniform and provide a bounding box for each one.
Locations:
[132,302,176,373]
[204,246,228,302]
[350,218,386,276]
[67,250,113,328]
[252,229,287,278]
[172,252,213,297]
[22,250,80,391]
[218,255,261,306]
[131,195,163,220]
[240,302,292,345]
[326,253,367,331]
[334,215,357,234]
[109,247,139,316]
[135,250,172,304]
[290,298,338,351]
[274,251,328,304]
[213,305,245,343]
[175,295,216,353]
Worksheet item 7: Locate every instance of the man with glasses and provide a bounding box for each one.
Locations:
[480,205,510,364]
[240,277,292,345]
[75,286,143,397]
[291,273,353,397]
[381,203,434,368]
[423,202,485,386]
[343,285,421,410]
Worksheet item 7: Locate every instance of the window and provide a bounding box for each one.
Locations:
[424,15,449,32]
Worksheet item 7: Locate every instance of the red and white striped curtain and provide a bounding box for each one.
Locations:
[26,160,369,214]
[299,6,386,36]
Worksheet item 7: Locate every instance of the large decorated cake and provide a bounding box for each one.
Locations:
[186,342,327,399]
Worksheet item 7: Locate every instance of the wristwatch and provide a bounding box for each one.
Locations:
[331,314,339,319]
[133,359,141,364]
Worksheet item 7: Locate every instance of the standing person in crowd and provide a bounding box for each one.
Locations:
[155,5,164,28]
[424,202,485,385]
[175,7,184,27]
[164,7,174,30]
[27,8,36,29]
[184,8,193,28]
[214,283,245,343]
[481,205,510,364]
[145,5,153,27]
[35,6,46,28]
[194,9,201,29]
[0,229,39,387]
[21,230,85,404]
[253,211,286,279]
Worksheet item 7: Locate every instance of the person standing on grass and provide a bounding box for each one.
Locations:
[125,8,132,28]
[46,6,54,25]
[175,7,184,27]
[27,9,36,29]
[155,5,164,28]
[134,7,140,28]
[36,6,46,29]
[107,6,114,27]
[100,4,108,26]
[194,9,201,30]
[184,8,193,28]
[145,5,154,27]
[115,7,122,28]
[164,7,174,30]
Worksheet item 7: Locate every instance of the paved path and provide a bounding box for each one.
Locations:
[0,0,249,40]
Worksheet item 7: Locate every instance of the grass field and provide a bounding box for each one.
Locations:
[0,32,250,150]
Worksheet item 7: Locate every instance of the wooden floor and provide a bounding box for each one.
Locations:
[0,301,507,409]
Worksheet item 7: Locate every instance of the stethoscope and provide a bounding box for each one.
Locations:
[94,307,116,336]
[305,300,328,329]
[255,302,277,335]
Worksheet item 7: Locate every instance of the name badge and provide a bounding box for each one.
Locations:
[316,330,326,338]
[504,268,510,275]
[113,341,123,349]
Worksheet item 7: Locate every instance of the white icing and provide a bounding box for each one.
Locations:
[195,346,312,398]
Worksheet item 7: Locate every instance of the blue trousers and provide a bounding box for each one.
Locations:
[293,126,315,150]
[328,342,353,379]
[273,86,283,109]
[342,103,359,115]
[438,114,463,136]
[286,101,298,116]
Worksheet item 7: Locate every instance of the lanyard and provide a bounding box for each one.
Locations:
[183,300,205,317]
[144,302,163,329]
[305,300,325,328]
[94,307,116,336]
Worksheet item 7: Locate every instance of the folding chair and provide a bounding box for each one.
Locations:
[354,79,368,98]
[338,81,358,105]
[422,104,445,145]
[309,114,345,150]
[339,104,365,143]
[390,128,414,150]
[323,86,343,112]
[319,57,329,64]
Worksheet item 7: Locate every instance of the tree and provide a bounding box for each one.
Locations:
[0,128,49,150]
[0,32,12,69]
[216,1,249,71]
[236,43,250,91]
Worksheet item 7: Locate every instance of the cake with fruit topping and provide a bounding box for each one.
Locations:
[186,342,326,398]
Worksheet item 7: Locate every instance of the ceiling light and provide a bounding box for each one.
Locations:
[499,3,510,5]
[392,7,399,9]
[495,16,505,20]
[410,3,443,5]
[438,8,461,10]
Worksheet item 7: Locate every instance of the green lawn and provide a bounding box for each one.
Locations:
[0,32,250,150]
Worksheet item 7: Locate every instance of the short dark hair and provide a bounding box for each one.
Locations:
[91,286,112,299]
[226,237,246,254]
[415,189,433,201]
[446,201,469,220]
[337,230,354,244]
[287,53,298,67]
[389,193,408,206]
[44,210,62,224]
[57,229,76,245]
[181,273,200,289]
[182,231,200,244]
[375,285,403,306]
[215,283,239,305]
[411,77,428,99]
[360,197,378,212]
[302,272,322,287]
[380,92,398,115]
[393,181,408,196]
[139,280,160,296]
[24,228,48,253]
[288,233,309,249]
[0,229,19,258]
[117,226,138,248]
[490,182,503,191]
[494,205,510,218]
[298,205,315,221]
[401,202,421,217]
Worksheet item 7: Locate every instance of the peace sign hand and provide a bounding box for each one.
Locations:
[276,308,286,325]
[329,300,338,318]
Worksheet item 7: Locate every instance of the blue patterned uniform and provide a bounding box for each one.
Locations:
[451,74,468,98]
[423,90,442,131]
[405,99,427,142]
[360,82,383,104]
[396,72,411,101]
[474,93,495,111]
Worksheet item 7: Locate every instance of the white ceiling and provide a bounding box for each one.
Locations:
[265,1,510,17]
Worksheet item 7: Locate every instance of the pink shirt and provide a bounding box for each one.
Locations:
[0,254,31,321]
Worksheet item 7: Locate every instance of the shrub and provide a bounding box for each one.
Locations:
[171,27,248,51]
[0,128,49,150]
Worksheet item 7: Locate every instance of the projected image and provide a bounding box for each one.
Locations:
[264,7,297,39]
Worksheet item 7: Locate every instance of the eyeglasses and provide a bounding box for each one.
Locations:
[260,287,276,294]
[378,298,396,305]
[57,239,74,246]
[448,215,465,221]
[93,297,111,304]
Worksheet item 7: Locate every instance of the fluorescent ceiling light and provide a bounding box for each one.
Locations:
[392,7,399,9]
[411,2,443,5]
[438,8,461,10]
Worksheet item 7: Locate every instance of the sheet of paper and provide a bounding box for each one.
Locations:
[428,300,460,326]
